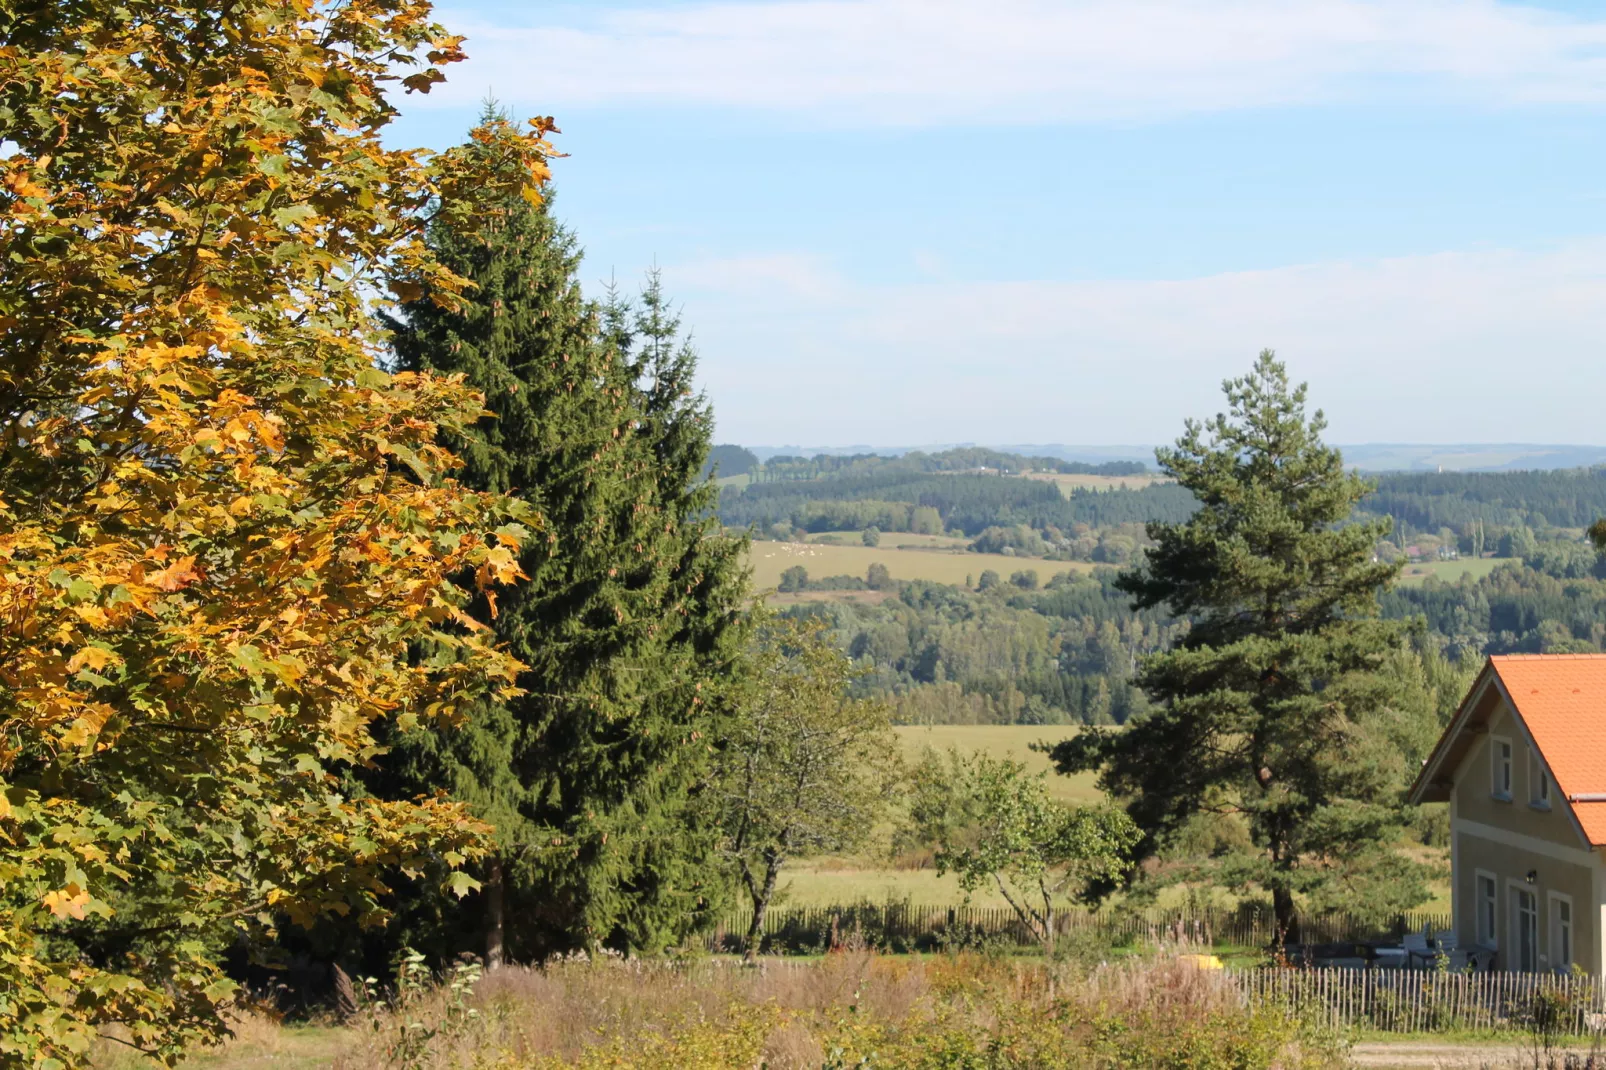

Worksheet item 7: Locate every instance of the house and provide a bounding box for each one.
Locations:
[1410,654,1606,974]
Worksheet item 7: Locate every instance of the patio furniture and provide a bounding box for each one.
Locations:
[1402,931,1429,966]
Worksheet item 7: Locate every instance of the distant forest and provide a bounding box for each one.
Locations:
[719,449,1606,545]
[720,450,1606,728]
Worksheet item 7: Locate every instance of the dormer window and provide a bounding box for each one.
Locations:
[1492,737,1513,800]
[1530,747,1551,809]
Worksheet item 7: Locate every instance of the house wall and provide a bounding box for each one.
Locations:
[1452,697,1602,974]
[1452,819,1598,973]
[1457,701,1586,850]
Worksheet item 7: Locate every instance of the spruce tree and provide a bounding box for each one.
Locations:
[1053,352,1427,938]
[367,112,748,962]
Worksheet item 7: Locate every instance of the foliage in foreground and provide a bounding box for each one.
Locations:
[0,0,550,1062]
[335,951,1345,1070]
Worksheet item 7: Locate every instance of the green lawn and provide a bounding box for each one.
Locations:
[776,862,994,908]
[1395,557,1506,586]
[748,541,1091,590]
[894,724,1098,803]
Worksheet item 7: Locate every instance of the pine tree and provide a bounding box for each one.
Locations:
[368,114,749,962]
[1052,352,1427,938]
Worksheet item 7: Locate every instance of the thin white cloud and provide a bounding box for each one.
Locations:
[660,241,1606,444]
[431,0,1606,124]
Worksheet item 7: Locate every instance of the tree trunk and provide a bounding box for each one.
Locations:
[1272,884,1298,950]
[743,856,783,965]
[485,854,505,970]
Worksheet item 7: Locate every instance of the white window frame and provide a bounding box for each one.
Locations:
[1509,880,1539,972]
[1529,747,1552,809]
[1492,736,1513,801]
[1475,869,1499,948]
[1549,891,1573,973]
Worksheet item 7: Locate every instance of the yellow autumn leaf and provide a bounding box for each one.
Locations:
[66,646,117,673]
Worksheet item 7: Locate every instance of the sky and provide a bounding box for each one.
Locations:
[387,0,1606,448]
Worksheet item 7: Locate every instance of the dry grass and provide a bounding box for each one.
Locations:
[91,1013,345,1070]
[326,950,1343,1070]
[747,541,1092,590]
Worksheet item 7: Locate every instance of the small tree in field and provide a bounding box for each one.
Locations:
[908,751,1138,951]
[714,617,899,962]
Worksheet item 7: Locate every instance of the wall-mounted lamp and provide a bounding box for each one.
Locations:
[1526,870,1538,884]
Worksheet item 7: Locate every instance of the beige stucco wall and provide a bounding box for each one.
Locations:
[1455,702,1587,849]
[1451,695,1603,973]
[1453,822,1598,973]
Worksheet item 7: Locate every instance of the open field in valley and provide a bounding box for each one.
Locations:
[1396,557,1506,586]
[1023,472,1170,494]
[806,530,973,550]
[893,725,1098,802]
[748,541,1092,590]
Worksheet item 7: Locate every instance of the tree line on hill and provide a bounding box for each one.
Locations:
[747,447,1146,481]
[720,438,1606,557]
[723,472,1198,537]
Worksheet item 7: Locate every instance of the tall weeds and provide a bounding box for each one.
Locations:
[334,949,1344,1069]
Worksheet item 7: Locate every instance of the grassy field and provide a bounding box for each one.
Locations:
[93,1022,345,1070]
[748,541,1091,590]
[894,725,1097,802]
[1024,472,1169,494]
[769,727,1098,909]
[1396,557,1506,586]
[777,862,1002,908]
[806,530,972,551]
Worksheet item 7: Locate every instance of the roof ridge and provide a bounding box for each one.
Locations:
[1491,653,1606,661]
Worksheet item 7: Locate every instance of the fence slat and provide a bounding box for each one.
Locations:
[1225,967,1592,1035]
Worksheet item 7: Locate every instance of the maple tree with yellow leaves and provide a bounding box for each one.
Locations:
[0,0,553,1062]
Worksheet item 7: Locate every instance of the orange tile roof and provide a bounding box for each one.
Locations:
[1490,654,1606,845]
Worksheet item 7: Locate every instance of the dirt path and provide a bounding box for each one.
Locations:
[1351,1041,1598,1067]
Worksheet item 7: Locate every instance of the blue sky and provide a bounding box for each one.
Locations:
[390,0,1606,447]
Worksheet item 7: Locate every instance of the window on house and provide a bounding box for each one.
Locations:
[1530,748,1551,808]
[1513,886,1539,972]
[1477,873,1498,947]
[1493,738,1513,799]
[1551,895,1573,971]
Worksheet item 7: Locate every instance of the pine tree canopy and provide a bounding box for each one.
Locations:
[1052,352,1430,935]
[364,112,750,962]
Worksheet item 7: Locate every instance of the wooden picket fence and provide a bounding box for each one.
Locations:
[1236,968,1605,1034]
[706,901,1451,954]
